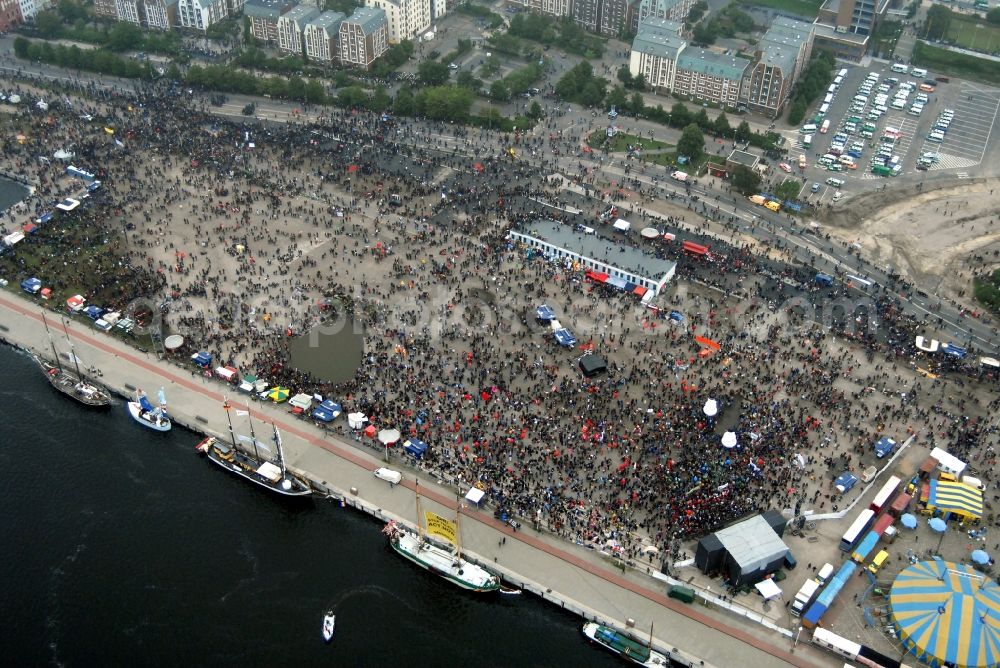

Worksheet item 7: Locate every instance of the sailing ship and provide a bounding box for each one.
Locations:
[381,482,499,593]
[127,388,171,432]
[195,400,312,497]
[581,622,667,667]
[33,312,110,408]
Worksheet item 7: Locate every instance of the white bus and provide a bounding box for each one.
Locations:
[869,475,901,513]
[812,628,861,661]
[840,509,875,551]
[891,62,909,73]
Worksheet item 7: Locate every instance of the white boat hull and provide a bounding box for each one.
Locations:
[322,613,335,642]
[389,527,499,592]
[126,401,171,432]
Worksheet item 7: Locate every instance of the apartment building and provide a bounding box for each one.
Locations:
[509,0,571,18]
[673,49,748,109]
[628,17,685,90]
[626,0,693,35]
[743,18,813,116]
[245,0,294,43]
[365,0,429,43]
[572,0,629,37]
[176,0,229,30]
[114,0,177,29]
[304,10,345,63]
[0,0,21,31]
[339,6,388,69]
[277,3,320,55]
[813,0,888,60]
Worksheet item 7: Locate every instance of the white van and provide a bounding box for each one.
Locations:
[826,177,844,187]
[891,99,906,109]
[910,67,927,77]
[819,103,829,115]
[927,131,944,142]
[817,563,834,584]
[891,63,909,73]
[801,124,818,133]
[824,94,833,104]
[374,467,403,485]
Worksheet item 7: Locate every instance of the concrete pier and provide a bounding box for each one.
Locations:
[0,292,834,668]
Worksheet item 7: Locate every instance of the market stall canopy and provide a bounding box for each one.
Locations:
[4,231,24,246]
[66,294,86,311]
[640,227,659,239]
[215,366,238,382]
[721,432,738,448]
[163,334,184,351]
[928,517,947,533]
[703,399,718,416]
[267,387,290,403]
[310,399,342,423]
[53,148,74,161]
[754,579,782,600]
[464,487,485,506]
[928,479,983,519]
[579,353,607,377]
[347,412,368,430]
[980,357,1000,368]
[900,513,917,529]
[191,351,212,367]
[915,336,939,352]
[554,327,577,348]
[378,428,402,445]
[535,304,556,321]
[289,393,313,410]
[612,219,630,232]
[403,438,428,458]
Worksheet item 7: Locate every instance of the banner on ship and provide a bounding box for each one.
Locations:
[424,512,457,546]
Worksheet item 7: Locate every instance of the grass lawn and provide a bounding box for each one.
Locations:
[737,0,823,19]
[913,41,1000,85]
[974,269,1000,313]
[945,14,1000,53]
[587,130,671,152]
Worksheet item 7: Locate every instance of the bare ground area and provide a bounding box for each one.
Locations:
[821,178,1000,307]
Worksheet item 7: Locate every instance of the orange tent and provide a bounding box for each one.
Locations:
[363,425,377,438]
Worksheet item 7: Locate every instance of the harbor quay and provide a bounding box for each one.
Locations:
[0,292,834,668]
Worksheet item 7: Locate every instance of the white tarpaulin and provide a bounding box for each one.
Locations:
[755,578,782,600]
[3,231,24,246]
[347,412,367,430]
[465,487,485,506]
[612,219,630,232]
[289,393,313,409]
[721,432,738,448]
[703,399,718,416]
[378,428,401,445]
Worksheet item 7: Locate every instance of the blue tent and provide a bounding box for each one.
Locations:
[191,351,212,368]
[21,277,42,294]
[535,304,556,321]
[37,212,53,224]
[311,400,342,423]
[554,328,576,347]
[941,343,967,359]
[84,305,103,320]
[404,438,428,459]
[874,436,897,458]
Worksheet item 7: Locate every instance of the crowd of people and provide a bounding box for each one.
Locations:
[1,74,997,566]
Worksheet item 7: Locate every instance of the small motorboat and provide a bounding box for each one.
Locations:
[322,611,335,643]
[499,583,522,596]
[127,390,171,432]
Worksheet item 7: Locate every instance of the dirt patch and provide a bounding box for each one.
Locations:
[817,177,1000,303]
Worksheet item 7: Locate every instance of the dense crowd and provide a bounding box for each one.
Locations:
[1,75,997,565]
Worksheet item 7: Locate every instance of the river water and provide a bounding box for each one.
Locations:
[0,344,619,667]
[0,174,30,213]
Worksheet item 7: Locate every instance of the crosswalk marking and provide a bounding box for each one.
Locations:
[957,172,969,179]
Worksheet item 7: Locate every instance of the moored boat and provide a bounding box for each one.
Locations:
[382,481,499,593]
[34,312,110,408]
[195,400,312,497]
[127,389,171,432]
[322,611,335,643]
[582,622,667,667]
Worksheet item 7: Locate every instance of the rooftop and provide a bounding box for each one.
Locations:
[281,3,320,27]
[677,49,749,81]
[715,515,788,568]
[307,9,345,31]
[727,149,760,167]
[515,220,677,281]
[344,6,387,34]
[244,0,288,19]
[632,18,686,59]
[811,22,871,46]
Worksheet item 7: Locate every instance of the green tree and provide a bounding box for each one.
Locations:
[580,80,606,107]
[987,7,1000,24]
[669,102,690,128]
[735,120,752,143]
[479,54,501,77]
[489,79,511,101]
[34,11,64,39]
[713,112,731,137]
[13,36,29,59]
[393,86,416,116]
[692,21,716,46]
[58,0,88,22]
[632,74,646,92]
[775,179,801,202]
[677,123,705,162]
[287,75,306,101]
[606,85,628,112]
[418,60,450,86]
[369,86,391,112]
[304,79,327,105]
[730,165,761,196]
[528,101,543,119]
[787,98,807,126]
[455,69,481,90]
[617,66,633,87]
[338,85,368,108]
[629,92,644,116]
[105,21,143,52]
[694,109,711,132]
[924,4,952,41]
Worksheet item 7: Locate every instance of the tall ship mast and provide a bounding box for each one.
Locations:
[32,311,110,408]
[382,481,499,593]
[196,399,312,497]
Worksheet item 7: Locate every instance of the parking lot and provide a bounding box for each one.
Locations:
[921,85,1000,175]
[794,62,1000,197]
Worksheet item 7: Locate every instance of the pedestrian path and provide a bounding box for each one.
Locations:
[929,153,979,171]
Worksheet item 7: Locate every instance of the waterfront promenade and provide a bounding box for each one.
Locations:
[0,292,833,668]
